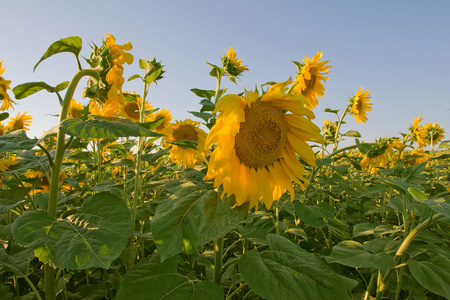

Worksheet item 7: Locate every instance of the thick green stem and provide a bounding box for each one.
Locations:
[375,213,443,300]
[46,69,98,300]
[213,236,224,285]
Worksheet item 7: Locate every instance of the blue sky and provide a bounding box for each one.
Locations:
[2,0,449,147]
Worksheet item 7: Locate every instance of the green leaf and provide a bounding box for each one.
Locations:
[12,81,58,99]
[0,187,31,214]
[189,111,213,122]
[191,88,216,101]
[377,177,423,196]
[60,116,162,139]
[12,192,132,269]
[355,139,373,155]
[0,112,9,122]
[0,248,35,275]
[423,198,450,218]
[343,130,361,137]
[144,68,162,85]
[141,148,171,165]
[409,256,450,299]
[152,188,248,261]
[239,234,352,300]
[127,74,142,82]
[55,81,70,92]
[168,140,198,151]
[294,201,327,228]
[324,108,340,114]
[0,130,38,153]
[330,240,395,272]
[34,36,82,71]
[117,253,224,300]
[408,187,428,202]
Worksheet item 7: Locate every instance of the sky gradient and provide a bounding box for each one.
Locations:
[2,0,449,148]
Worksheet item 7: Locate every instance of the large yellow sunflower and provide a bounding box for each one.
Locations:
[291,50,331,109]
[0,158,19,172]
[360,137,395,174]
[150,108,173,135]
[0,60,16,111]
[6,111,32,131]
[349,87,372,124]
[204,79,324,210]
[164,119,208,168]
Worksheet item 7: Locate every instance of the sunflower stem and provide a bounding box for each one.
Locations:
[332,104,351,153]
[46,68,99,300]
[213,236,224,285]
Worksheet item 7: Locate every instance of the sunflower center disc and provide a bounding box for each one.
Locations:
[173,125,198,142]
[234,101,287,169]
[125,102,140,120]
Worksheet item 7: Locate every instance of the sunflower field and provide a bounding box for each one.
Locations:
[1,35,449,300]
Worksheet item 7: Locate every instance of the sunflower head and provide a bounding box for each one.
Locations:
[6,111,32,132]
[150,108,173,135]
[408,116,427,148]
[84,34,133,116]
[422,122,445,145]
[118,92,152,123]
[322,120,337,142]
[204,79,324,210]
[360,137,394,174]
[0,60,16,111]
[68,99,84,119]
[164,119,207,168]
[221,47,249,80]
[349,87,372,124]
[291,50,331,109]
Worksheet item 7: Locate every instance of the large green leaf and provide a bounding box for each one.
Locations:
[0,248,35,275]
[12,192,131,269]
[239,234,353,300]
[0,130,38,153]
[60,116,163,139]
[330,240,395,272]
[116,254,224,300]
[423,198,450,218]
[294,201,327,228]
[0,187,31,214]
[12,81,67,99]
[152,184,248,261]
[409,256,450,299]
[34,36,82,71]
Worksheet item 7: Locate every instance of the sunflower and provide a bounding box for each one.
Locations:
[360,137,395,174]
[221,47,249,79]
[291,50,331,109]
[150,108,173,135]
[0,158,19,172]
[68,99,84,119]
[117,95,152,123]
[422,122,445,145]
[408,116,427,148]
[6,111,32,131]
[322,120,337,143]
[204,79,324,210]
[349,87,372,124]
[163,119,207,168]
[0,60,16,111]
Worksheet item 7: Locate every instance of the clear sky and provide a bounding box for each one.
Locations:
[2,0,449,147]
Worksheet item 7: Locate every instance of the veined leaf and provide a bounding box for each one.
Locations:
[239,234,353,300]
[0,130,38,153]
[34,36,82,71]
[191,88,216,101]
[13,81,58,99]
[409,256,450,299]
[12,192,131,270]
[60,116,163,139]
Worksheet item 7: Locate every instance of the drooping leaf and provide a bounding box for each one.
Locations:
[34,36,82,71]
[188,111,213,122]
[239,234,353,300]
[0,112,9,122]
[324,108,340,114]
[13,82,60,99]
[409,256,450,299]
[0,187,31,214]
[423,198,450,218]
[12,192,132,269]
[152,185,248,261]
[60,116,162,139]
[190,88,216,101]
[330,240,395,272]
[294,201,327,228]
[0,248,35,276]
[408,187,428,202]
[0,130,38,153]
